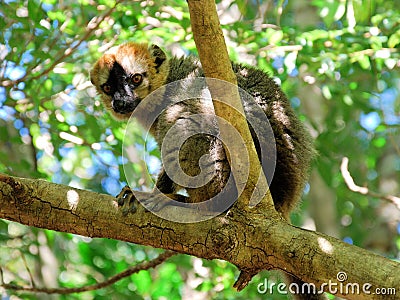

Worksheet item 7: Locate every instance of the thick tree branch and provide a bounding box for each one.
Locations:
[1,174,399,299]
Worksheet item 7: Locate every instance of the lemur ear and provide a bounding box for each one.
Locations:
[149,44,167,70]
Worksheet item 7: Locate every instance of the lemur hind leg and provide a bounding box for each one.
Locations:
[116,185,187,216]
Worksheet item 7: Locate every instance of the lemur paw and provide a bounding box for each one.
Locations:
[116,185,137,216]
[116,186,188,215]
[138,192,175,212]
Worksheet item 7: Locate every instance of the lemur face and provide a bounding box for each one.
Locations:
[90,43,168,120]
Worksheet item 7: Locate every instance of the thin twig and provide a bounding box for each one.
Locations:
[0,267,4,285]
[340,157,400,209]
[348,47,398,58]
[258,44,303,53]
[2,251,176,295]
[20,252,36,288]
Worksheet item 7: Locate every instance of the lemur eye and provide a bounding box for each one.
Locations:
[102,84,112,94]
[131,73,143,85]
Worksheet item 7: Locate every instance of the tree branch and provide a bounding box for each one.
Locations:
[1,251,175,294]
[341,157,400,210]
[1,174,399,299]
[187,0,275,214]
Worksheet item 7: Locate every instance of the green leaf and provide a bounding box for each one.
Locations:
[388,30,400,48]
[301,29,329,42]
[322,85,332,99]
[44,79,53,91]
[236,0,257,20]
[269,30,283,45]
[132,271,152,294]
[47,11,66,22]
[357,55,371,70]
[343,95,353,105]
[352,0,375,23]
[319,0,340,27]
[372,137,386,148]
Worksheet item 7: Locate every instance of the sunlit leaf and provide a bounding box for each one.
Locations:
[388,30,400,48]
[357,54,371,70]
[372,137,386,148]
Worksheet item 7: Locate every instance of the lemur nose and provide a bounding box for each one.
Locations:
[112,100,126,112]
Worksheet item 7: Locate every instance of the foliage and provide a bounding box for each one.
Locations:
[0,0,399,299]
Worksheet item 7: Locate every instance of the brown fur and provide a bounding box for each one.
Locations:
[90,43,324,299]
[90,43,169,120]
[90,42,315,218]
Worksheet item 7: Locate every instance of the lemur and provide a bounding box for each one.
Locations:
[90,43,323,299]
[90,42,314,218]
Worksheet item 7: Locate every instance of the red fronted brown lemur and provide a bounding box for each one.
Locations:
[90,42,323,300]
